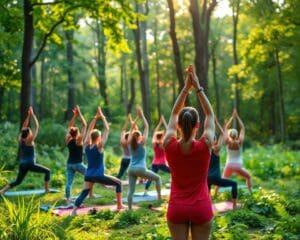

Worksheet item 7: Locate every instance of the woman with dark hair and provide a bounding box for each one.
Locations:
[116,114,133,179]
[0,107,51,195]
[208,117,238,208]
[144,115,170,195]
[217,109,252,193]
[71,107,124,215]
[163,65,215,240]
[127,107,162,210]
[65,105,94,204]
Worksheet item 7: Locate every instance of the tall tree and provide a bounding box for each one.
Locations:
[167,0,185,91]
[230,0,241,112]
[133,1,151,122]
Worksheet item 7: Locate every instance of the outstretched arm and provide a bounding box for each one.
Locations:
[66,107,78,143]
[189,66,215,147]
[163,73,192,147]
[22,109,31,129]
[128,115,140,144]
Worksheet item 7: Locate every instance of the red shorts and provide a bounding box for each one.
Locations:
[167,200,213,225]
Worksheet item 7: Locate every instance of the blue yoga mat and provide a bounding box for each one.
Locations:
[4,188,60,196]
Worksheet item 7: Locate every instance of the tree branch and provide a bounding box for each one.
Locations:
[30,5,82,66]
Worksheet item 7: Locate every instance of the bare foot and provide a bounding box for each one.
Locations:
[117,204,127,211]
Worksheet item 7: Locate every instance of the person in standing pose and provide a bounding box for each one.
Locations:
[144,115,170,195]
[207,117,238,208]
[163,65,215,240]
[217,109,252,194]
[127,107,162,210]
[65,106,94,204]
[71,107,124,215]
[0,106,51,195]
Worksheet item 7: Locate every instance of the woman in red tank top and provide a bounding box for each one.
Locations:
[163,65,215,240]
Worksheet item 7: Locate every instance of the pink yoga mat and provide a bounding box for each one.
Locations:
[52,205,138,216]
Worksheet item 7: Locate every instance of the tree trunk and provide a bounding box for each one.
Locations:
[31,63,38,114]
[153,8,161,117]
[20,0,34,127]
[189,0,217,133]
[96,20,110,119]
[39,58,46,119]
[167,0,185,91]
[127,77,135,114]
[275,48,285,142]
[133,1,151,123]
[211,44,220,118]
[232,0,241,113]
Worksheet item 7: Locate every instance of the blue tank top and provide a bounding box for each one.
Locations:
[67,139,83,164]
[129,143,146,169]
[208,151,220,178]
[85,144,104,176]
[20,140,35,164]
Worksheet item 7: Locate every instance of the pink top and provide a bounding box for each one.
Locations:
[165,137,211,205]
[152,143,167,165]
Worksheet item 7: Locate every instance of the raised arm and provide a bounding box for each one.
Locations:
[22,109,31,129]
[189,66,215,147]
[224,111,235,143]
[66,107,78,143]
[120,114,131,147]
[128,115,140,144]
[152,117,162,143]
[138,107,148,145]
[76,106,87,144]
[162,115,168,129]
[98,107,109,150]
[84,108,101,146]
[163,73,192,147]
[29,107,39,142]
[235,110,245,144]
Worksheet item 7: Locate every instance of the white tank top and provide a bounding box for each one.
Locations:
[226,146,243,165]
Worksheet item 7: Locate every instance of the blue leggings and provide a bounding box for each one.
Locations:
[208,176,238,198]
[145,164,170,190]
[75,175,122,207]
[9,163,50,188]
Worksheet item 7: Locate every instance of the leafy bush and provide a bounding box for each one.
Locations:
[113,210,142,229]
[227,208,266,228]
[0,197,60,240]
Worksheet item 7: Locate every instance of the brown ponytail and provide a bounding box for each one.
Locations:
[131,131,141,150]
[178,107,199,142]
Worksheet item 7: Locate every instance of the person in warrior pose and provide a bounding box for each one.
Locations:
[0,107,51,195]
[65,106,94,204]
[127,107,162,210]
[144,116,170,195]
[71,107,124,215]
[163,65,215,240]
[208,117,238,208]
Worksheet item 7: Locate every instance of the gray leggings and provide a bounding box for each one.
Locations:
[127,167,161,209]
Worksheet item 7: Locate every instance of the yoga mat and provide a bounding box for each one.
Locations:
[40,203,75,212]
[4,188,60,196]
[53,205,138,216]
[134,189,170,197]
[119,189,170,203]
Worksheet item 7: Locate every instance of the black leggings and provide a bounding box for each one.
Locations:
[208,176,238,199]
[116,157,131,179]
[75,175,122,207]
[9,163,51,188]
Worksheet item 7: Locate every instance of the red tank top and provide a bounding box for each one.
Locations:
[165,137,211,205]
[152,143,167,165]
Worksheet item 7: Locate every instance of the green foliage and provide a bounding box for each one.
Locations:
[112,210,142,229]
[0,197,60,240]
